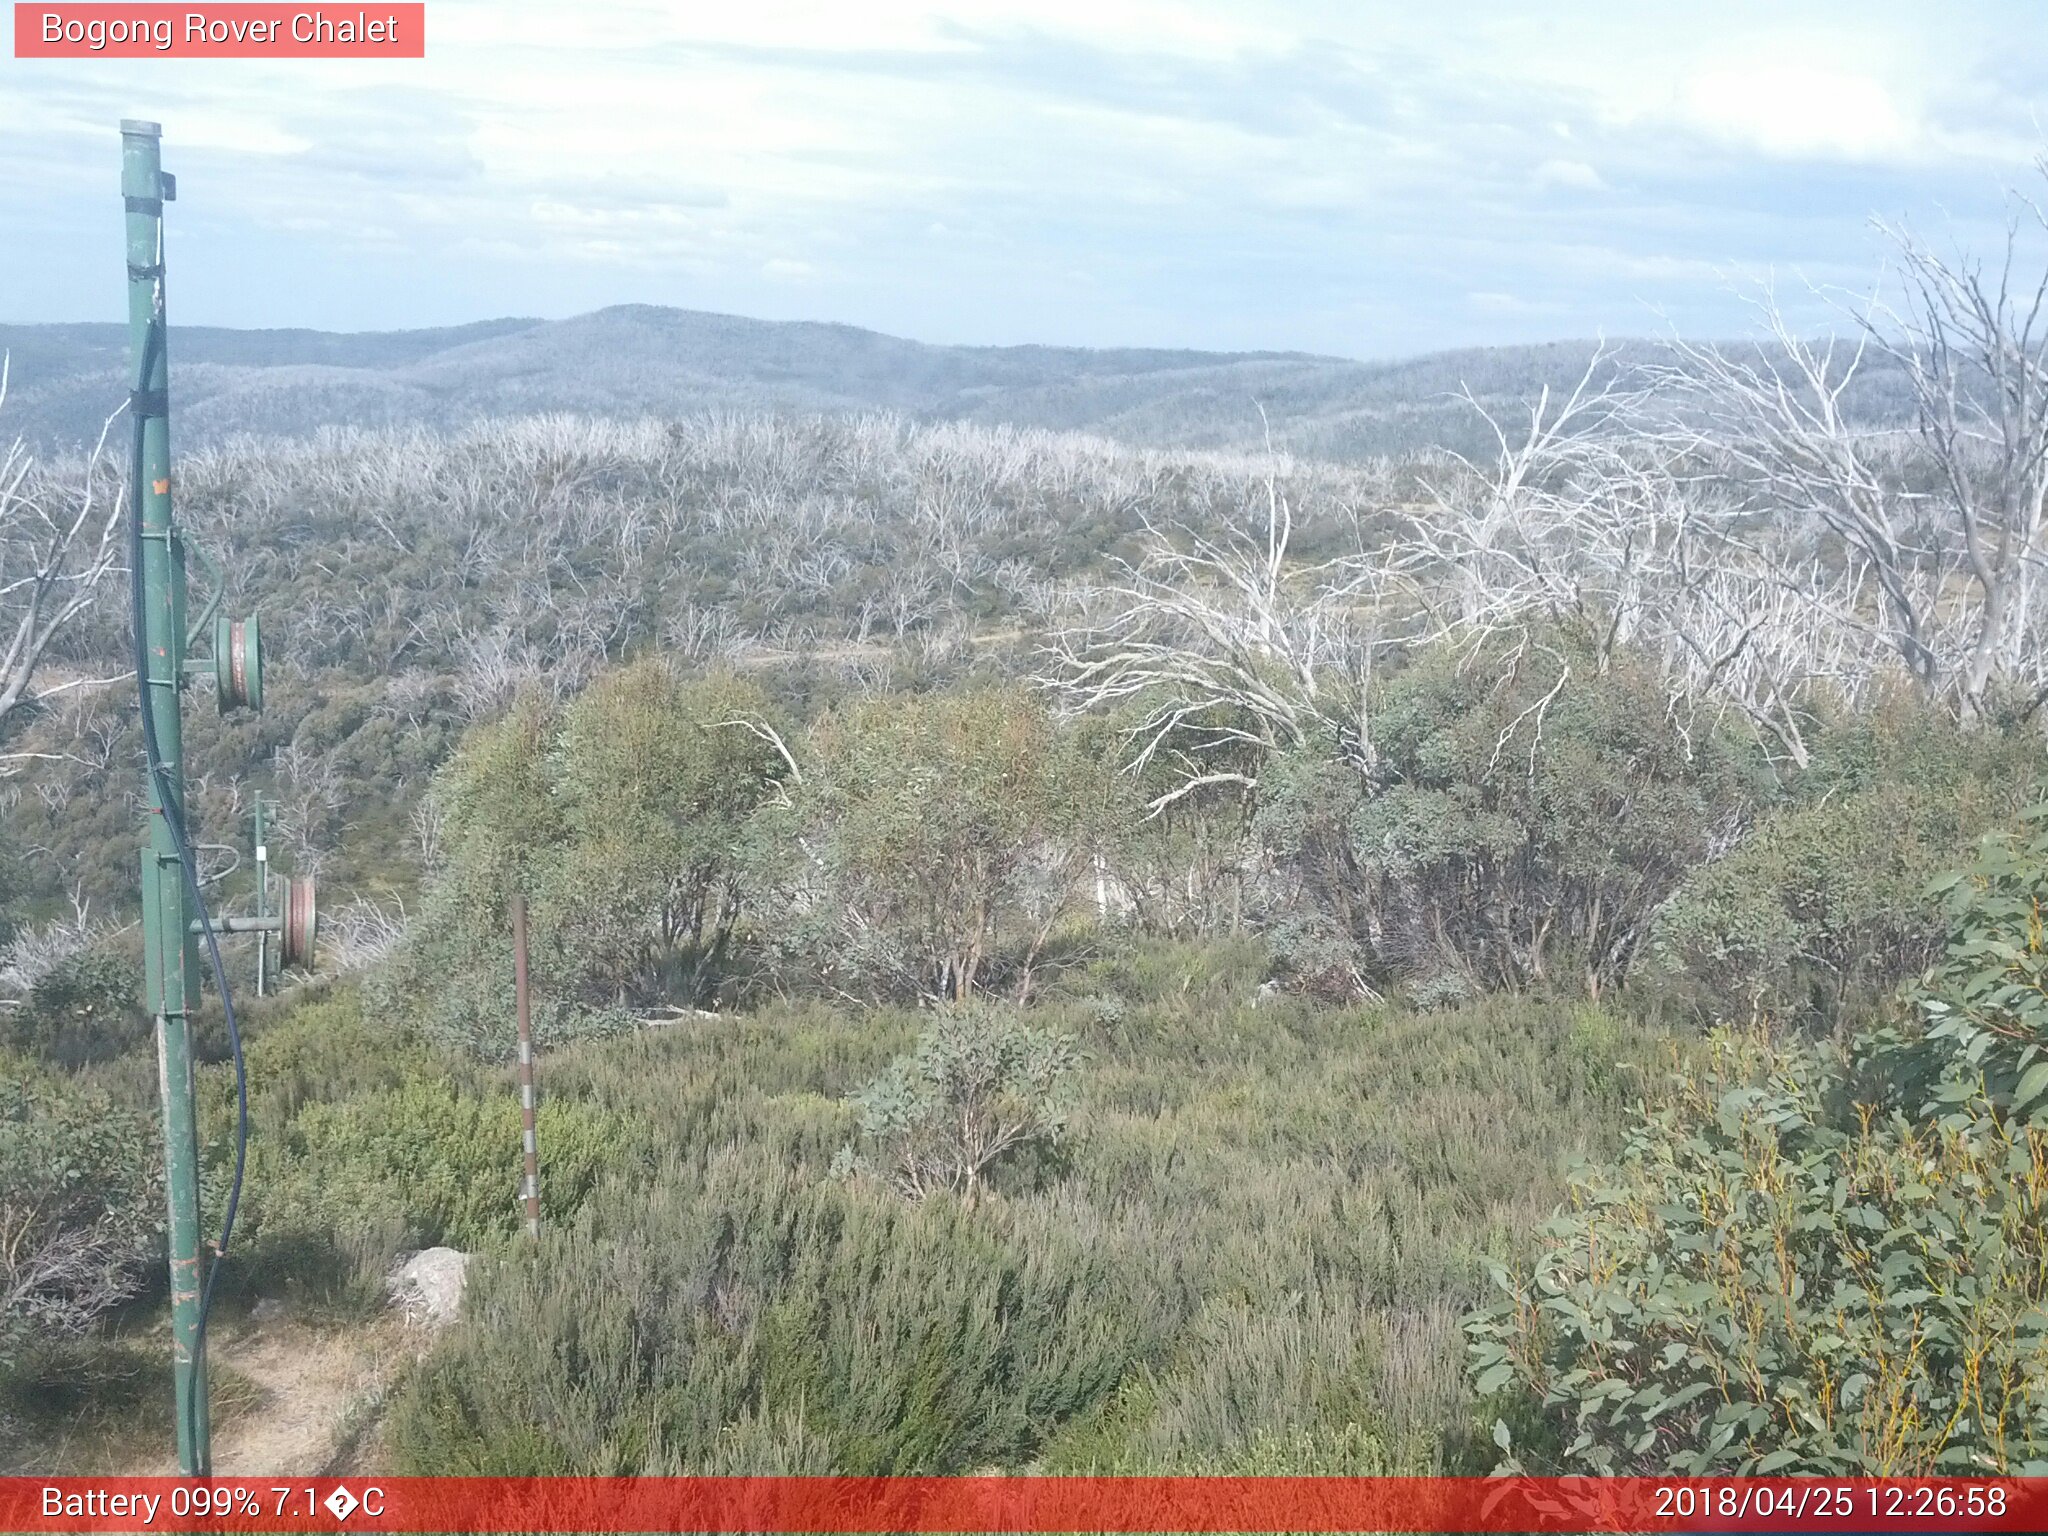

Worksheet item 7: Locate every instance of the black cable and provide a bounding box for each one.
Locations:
[127,301,249,1365]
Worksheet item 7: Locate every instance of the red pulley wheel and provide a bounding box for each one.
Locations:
[214,614,262,713]
[279,875,317,969]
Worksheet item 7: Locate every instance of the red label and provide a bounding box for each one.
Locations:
[13,4,424,57]
[1,1476,2045,1533]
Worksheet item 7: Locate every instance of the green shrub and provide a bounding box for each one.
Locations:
[1467,1028,2048,1474]
[1861,804,2048,1123]
[287,1083,612,1243]
[3,949,147,1067]
[0,1056,160,1366]
[1471,816,2048,1475]
[197,991,633,1306]
[376,666,791,1057]
[388,1154,1162,1474]
[546,663,793,1007]
[1256,629,1764,998]
[1069,933,1267,1010]
[384,942,1661,1476]
[780,686,1131,1003]
[1043,1295,1457,1474]
[833,1006,1077,1205]
[1650,712,2038,1028]
[225,1076,626,1259]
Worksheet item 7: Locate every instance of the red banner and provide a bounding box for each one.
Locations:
[4,1476,2046,1533]
[12,5,424,58]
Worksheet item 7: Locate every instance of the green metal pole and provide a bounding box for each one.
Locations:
[122,117,210,1478]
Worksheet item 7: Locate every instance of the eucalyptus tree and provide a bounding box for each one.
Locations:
[791,686,1131,1003]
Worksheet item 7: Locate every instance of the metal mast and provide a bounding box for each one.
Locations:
[121,116,211,1476]
[120,118,315,1477]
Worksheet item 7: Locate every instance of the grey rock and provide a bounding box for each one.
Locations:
[386,1246,471,1329]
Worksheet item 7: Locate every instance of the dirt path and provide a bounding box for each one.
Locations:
[137,1314,411,1476]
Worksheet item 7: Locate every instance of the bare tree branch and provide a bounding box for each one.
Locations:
[0,359,128,746]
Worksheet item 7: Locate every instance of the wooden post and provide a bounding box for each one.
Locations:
[512,894,540,1240]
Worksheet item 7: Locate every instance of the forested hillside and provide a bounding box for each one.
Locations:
[0,308,1919,462]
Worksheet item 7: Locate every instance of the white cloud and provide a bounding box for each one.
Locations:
[3,0,2045,355]
[1681,64,1915,161]
[1533,158,1606,192]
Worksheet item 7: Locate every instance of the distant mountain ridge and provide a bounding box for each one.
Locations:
[0,304,1843,461]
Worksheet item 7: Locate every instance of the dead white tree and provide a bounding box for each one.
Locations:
[0,887,118,1006]
[1401,337,1950,766]
[270,739,343,877]
[410,792,445,874]
[450,625,549,722]
[1868,193,2048,717]
[1401,344,1694,669]
[318,894,409,974]
[1404,342,1644,643]
[0,360,128,757]
[1650,184,2048,727]
[1043,468,1389,814]
[1650,296,1943,702]
[1650,545,1864,769]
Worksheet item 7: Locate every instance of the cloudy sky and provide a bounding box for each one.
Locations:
[2,0,2044,357]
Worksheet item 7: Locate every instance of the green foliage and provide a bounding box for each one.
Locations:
[377,664,791,1056]
[227,993,439,1122]
[1863,803,2048,1126]
[432,689,564,926]
[387,1156,1162,1475]
[0,668,442,939]
[0,1055,160,1365]
[1091,700,1260,938]
[1257,631,1763,998]
[1651,709,2039,1027]
[387,948,1660,1474]
[547,662,790,1006]
[2,948,146,1067]
[240,1078,621,1252]
[782,686,1131,1002]
[1467,1029,2048,1474]
[1042,1298,1452,1474]
[26,360,2048,1480]
[835,1006,1077,1204]
[1470,801,2048,1476]
[198,992,632,1309]
[1070,932,1268,1010]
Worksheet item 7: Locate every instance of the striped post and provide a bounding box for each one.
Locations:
[512,894,539,1240]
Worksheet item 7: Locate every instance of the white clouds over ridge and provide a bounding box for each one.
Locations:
[1,0,2043,354]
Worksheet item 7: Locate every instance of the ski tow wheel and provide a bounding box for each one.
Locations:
[279,875,317,969]
[214,614,262,712]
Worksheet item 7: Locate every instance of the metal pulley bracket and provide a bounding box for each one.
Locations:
[185,540,226,649]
